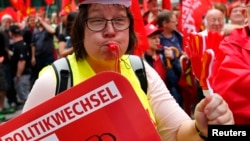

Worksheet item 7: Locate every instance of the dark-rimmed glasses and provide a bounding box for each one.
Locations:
[85,17,130,32]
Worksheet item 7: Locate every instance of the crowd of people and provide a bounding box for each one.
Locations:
[0,6,78,121]
[0,0,249,140]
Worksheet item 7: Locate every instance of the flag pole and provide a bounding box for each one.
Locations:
[46,4,51,18]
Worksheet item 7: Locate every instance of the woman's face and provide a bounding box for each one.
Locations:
[230,6,245,25]
[28,16,36,28]
[148,34,160,50]
[84,4,129,62]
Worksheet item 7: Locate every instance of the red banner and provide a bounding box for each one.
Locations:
[162,0,172,10]
[44,0,54,5]
[0,72,161,141]
[10,0,28,22]
[71,0,77,11]
[180,0,212,47]
[61,0,71,12]
[131,0,150,56]
[0,7,18,22]
[9,0,26,13]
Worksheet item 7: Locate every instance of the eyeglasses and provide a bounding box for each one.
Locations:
[85,17,130,32]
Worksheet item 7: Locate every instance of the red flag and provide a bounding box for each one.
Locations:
[25,0,32,15]
[28,7,37,16]
[143,0,148,12]
[62,0,71,12]
[44,0,54,5]
[0,7,18,22]
[26,0,31,8]
[179,0,212,47]
[131,0,150,56]
[162,0,172,10]
[211,0,227,3]
[9,0,26,12]
[9,0,27,21]
[71,0,77,11]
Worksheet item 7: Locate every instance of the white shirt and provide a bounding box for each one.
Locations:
[22,60,191,141]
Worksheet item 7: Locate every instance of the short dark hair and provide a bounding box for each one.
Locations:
[157,9,174,28]
[71,4,138,61]
[9,25,22,35]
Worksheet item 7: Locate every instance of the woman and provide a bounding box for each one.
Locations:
[57,11,78,58]
[23,0,234,140]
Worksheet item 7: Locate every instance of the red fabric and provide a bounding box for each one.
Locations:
[28,7,37,15]
[71,0,77,11]
[153,56,166,82]
[142,11,157,26]
[26,0,31,9]
[184,32,204,80]
[143,0,148,12]
[162,0,172,10]
[59,9,69,16]
[211,26,250,124]
[44,0,54,5]
[9,0,27,21]
[199,49,214,91]
[131,0,149,56]
[178,55,198,116]
[211,0,227,4]
[62,0,71,12]
[9,0,26,12]
[144,24,162,36]
[180,0,212,47]
[0,7,18,22]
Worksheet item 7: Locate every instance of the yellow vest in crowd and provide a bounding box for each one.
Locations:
[40,54,156,125]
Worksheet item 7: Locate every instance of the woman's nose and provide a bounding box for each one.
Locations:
[103,21,116,37]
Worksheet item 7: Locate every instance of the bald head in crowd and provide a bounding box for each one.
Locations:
[204,8,225,33]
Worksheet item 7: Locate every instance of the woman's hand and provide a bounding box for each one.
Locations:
[194,94,234,137]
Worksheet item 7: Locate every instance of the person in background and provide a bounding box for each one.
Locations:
[51,12,59,26]
[30,10,55,85]
[57,11,78,58]
[228,0,246,25]
[212,2,228,20]
[209,0,250,124]
[23,0,234,140]
[200,8,225,36]
[0,14,20,110]
[54,10,69,59]
[156,9,183,107]
[8,25,32,105]
[0,32,9,121]
[223,0,246,35]
[55,9,69,39]
[143,0,161,25]
[143,24,166,82]
[22,15,36,86]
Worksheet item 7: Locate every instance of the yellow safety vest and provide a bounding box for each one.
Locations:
[41,53,156,124]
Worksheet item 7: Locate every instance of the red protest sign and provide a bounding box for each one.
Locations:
[0,72,161,141]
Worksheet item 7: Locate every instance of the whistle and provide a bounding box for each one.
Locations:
[108,43,118,51]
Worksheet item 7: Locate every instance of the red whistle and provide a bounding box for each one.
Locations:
[108,43,118,51]
[157,44,162,49]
